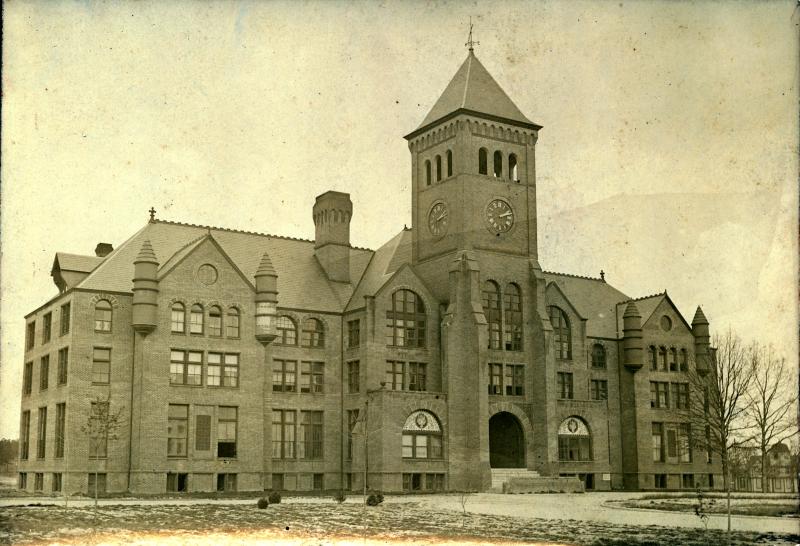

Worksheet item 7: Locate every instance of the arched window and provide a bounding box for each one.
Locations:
[503,283,522,351]
[649,346,657,371]
[301,318,325,347]
[385,289,426,347]
[508,153,518,181]
[425,160,431,186]
[591,344,606,368]
[401,410,442,459]
[482,280,501,350]
[208,306,222,337]
[276,316,298,345]
[226,307,240,338]
[549,306,571,360]
[435,155,442,182]
[189,304,204,334]
[493,150,502,177]
[94,300,112,332]
[680,349,688,372]
[558,417,592,461]
[478,148,488,175]
[659,346,668,371]
[171,303,185,333]
[669,348,678,372]
[446,150,453,177]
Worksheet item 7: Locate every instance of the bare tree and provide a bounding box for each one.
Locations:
[684,329,755,533]
[745,343,798,492]
[80,394,124,509]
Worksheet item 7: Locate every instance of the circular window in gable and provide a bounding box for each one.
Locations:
[197,264,218,286]
[660,315,672,331]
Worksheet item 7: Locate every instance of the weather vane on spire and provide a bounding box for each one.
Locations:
[465,17,479,52]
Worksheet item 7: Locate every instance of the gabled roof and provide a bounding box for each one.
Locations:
[543,271,630,338]
[52,253,104,273]
[614,292,692,335]
[73,220,373,313]
[346,228,412,312]
[406,52,540,138]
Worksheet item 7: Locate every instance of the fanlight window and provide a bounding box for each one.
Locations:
[549,306,571,360]
[189,305,204,335]
[94,300,112,332]
[226,307,240,338]
[276,316,298,345]
[208,306,222,337]
[171,303,185,333]
[385,289,426,348]
[558,416,592,461]
[401,410,442,459]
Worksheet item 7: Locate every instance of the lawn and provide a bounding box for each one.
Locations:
[1,500,798,546]
[613,493,799,518]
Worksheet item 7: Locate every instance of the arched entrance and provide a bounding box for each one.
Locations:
[489,412,525,468]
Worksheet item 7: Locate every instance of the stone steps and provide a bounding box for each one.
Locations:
[490,468,541,492]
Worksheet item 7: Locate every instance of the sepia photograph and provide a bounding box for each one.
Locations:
[1,1,798,544]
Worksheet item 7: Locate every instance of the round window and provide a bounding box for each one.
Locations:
[660,315,672,331]
[197,264,218,286]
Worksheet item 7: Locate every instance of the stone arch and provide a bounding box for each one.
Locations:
[89,293,120,308]
[489,401,535,466]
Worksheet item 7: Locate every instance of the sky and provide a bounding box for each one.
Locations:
[1,1,797,439]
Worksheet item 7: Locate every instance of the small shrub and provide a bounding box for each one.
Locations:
[333,491,346,503]
[366,492,384,506]
[256,498,269,509]
[268,491,282,504]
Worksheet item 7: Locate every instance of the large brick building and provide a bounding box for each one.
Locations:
[18,49,722,495]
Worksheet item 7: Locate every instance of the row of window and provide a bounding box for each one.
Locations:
[272,360,325,393]
[652,422,693,463]
[654,473,716,490]
[478,148,520,181]
[488,363,524,396]
[22,348,69,395]
[649,346,689,372]
[19,404,66,460]
[650,382,689,410]
[170,350,240,388]
[171,303,242,338]
[25,302,71,351]
[483,281,523,351]
[555,372,609,401]
[424,150,453,185]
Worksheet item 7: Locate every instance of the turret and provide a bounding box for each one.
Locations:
[132,240,159,335]
[622,301,643,371]
[254,251,278,344]
[692,306,710,375]
[313,191,352,283]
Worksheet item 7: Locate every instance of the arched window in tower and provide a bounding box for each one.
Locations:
[482,280,501,350]
[208,305,222,337]
[503,283,522,351]
[226,307,240,338]
[591,344,606,368]
[425,160,431,186]
[493,150,503,177]
[649,346,658,370]
[549,306,571,360]
[386,289,426,348]
[189,304,204,335]
[509,153,518,182]
[402,410,443,459]
[446,150,453,177]
[171,303,185,333]
[478,148,488,175]
[558,417,592,461]
[94,300,112,332]
[301,318,325,348]
[435,155,442,182]
[276,316,298,346]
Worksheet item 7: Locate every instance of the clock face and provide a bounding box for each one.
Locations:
[485,199,514,234]
[427,202,449,237]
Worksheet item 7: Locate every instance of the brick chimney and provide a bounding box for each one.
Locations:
[313,191,352,283]
[95,243,113,257]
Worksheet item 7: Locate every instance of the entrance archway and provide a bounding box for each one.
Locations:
[489,412,525,468]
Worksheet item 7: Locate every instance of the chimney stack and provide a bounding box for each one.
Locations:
[95,243,114,257]
[313,191,352,283]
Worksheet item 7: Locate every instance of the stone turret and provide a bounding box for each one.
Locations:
[622,301,643,371]
[132,240,159,335]
[692,306,710,375]
[254,251,278,344]
[313,191,352,283]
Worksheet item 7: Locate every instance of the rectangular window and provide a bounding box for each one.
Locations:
[57,348,69,385]
[272,359,297,392]
[654,474,667,489]
[18,472,27,490]
[92,347,111,384]
[272,409,296,459]
[673,382,689,409]
[207,353,239,388]
[652,422,664,462]
[42,313,52,343]
[408,362,427,392]
[217,406,237,458]
[26,322,35,351]
[347,361,360,393]
[207,353,222,386]
[299,411,323,459]
[347,319,360,348]
[39,355,49,391]
[313,473,323,491]
[705,425,713,463]
[650,381,669,408]
[52,473,62,493]
[34,473,43,491]
[168,404,189,457]
[300,361,324,393]
[682,474,694,489]
[505,364,524,396]
[216,473,237,492]
[557,372,573,399]
[195,414,211,451]
[403,473,423,492]
[385,361,405,390]
[488,363,502,395]
[346,409,359,460]
[590,379,608,400]
[88,402,109,459]
[679,423,692,463]
[23,362,33,395]
[55,403,66,458]
[679,350,688,372]
[167,472,188,493]
[60,303,71,335]
[272,473,284,490]
[667,427,678,458]
[88,473,107,494]
[208,311,222,337]
[170,350,202,386]
[36,407,47,459]
[20,411,30,460]
[558,436,592,461]
[669,349,677,372]
[425,473,444,491]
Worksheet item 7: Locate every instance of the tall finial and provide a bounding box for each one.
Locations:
[600,269,605,281]
[465,17,479,53]
[148,207,156,222]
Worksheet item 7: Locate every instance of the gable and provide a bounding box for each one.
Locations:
[545,282,586,322]
[159,236,254,293]
[642,296,692,335]
[374,263,439,312]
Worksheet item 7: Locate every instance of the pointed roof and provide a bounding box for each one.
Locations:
[692,306,709,325]
[134,240,158,264]
[255,251,277,277]
[543,271,630,338]
[406,51,540,139]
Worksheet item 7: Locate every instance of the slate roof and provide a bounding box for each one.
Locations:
[408,52,540,137]
[53,252,105,273]
[346,228,412,312]
[544,272,631,339]
[75,220,373,313]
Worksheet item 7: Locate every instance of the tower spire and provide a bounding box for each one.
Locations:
[465,17,479,53]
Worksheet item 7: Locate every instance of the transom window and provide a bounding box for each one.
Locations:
[276,316,298,345]
[94,300,112,332]
[401,410,443,459]
[301,318,325,348]
[208,353,239,387]
[549,306,571,360]
[558,417,592,461]
[385,289,426,348]
[170,350,202,386]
